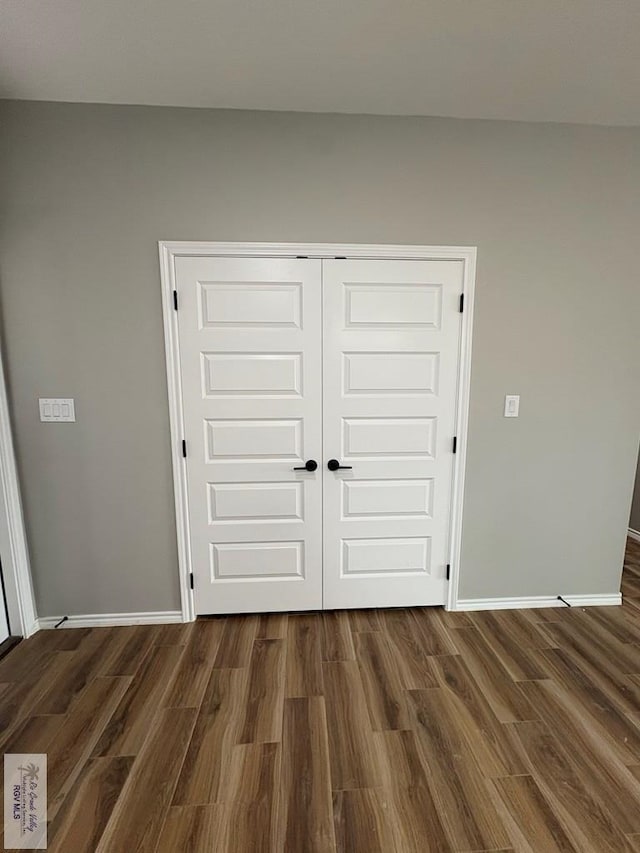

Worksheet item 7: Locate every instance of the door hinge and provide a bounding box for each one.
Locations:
[459,293,464,313]
[182,439,187,458]
[189,572,194,590]
[452,436,457,454]
[173,290,178,311]
[446,564,451,580]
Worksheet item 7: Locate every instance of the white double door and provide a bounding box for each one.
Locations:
[175,255,463,615]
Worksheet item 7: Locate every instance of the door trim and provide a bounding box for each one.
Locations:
[159,242,477,620]
[0,334,37,637]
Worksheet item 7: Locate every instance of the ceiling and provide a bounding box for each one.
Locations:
[1,0,639,125]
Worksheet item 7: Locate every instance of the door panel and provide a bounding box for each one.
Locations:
[343,351,440,395]
[322,259,463,609]
[341,478,434,519]
[344,282,442,327]
[176,257,322,614]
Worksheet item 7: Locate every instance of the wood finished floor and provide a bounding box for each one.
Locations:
[1,538,640,851]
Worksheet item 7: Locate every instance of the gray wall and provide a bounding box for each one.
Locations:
[631,452,640,533]
[1,100,639,616]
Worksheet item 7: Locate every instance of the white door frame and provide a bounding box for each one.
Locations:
[159,242,477,620]
[0,337,37,637]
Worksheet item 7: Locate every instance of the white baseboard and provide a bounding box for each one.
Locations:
[36,610,183,630]
[453,593,622,612]
[628,528,640,544]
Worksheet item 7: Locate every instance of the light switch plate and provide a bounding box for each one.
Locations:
[39,398,76,422]
[504,395,520,418]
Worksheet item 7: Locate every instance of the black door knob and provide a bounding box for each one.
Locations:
[293,459,318,472]
[327,459,353,471]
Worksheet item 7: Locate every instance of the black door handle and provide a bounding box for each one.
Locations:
[327,459,352,471]
[293,459,318,472]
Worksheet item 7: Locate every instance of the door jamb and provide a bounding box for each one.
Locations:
[158,241,477,620]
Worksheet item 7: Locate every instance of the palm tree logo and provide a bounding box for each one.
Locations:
[18,763,39,782]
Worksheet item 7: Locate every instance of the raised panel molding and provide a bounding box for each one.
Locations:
[205,418,303,461]
[201,352,303,397]
[210,541,305,580]
[208,481,304,523]
[342,479,434,519]
[199,280,302,328]
[341,537,431,576]
[344,283,442,328]
[342,352,439,396]
[343,417,436,458]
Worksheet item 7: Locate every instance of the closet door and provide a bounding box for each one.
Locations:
[176,257,323,614]
[322,259,463,609]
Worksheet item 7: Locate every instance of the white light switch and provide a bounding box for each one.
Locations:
[504,395,520,418]
[39,398,75,422]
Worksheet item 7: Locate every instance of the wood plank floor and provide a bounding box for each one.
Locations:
[1,538,640,851]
